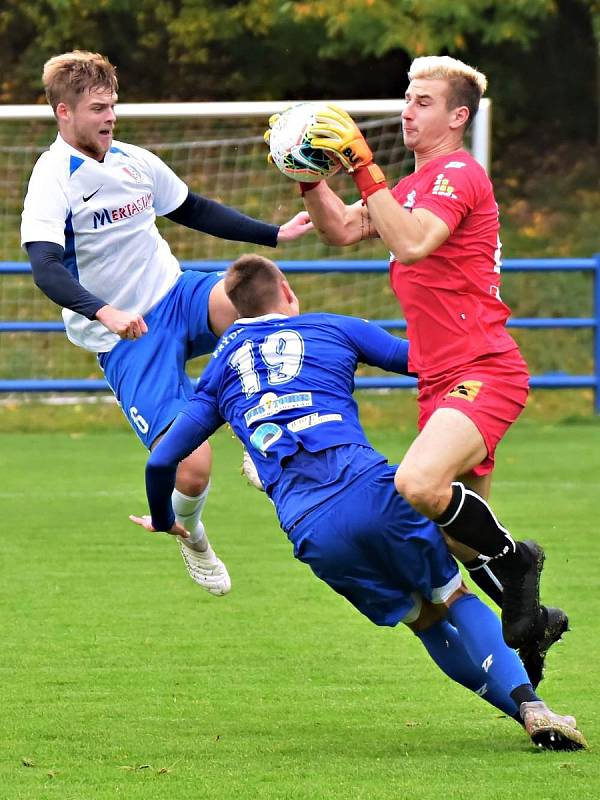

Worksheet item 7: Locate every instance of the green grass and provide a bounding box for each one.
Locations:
[1,407,599,799]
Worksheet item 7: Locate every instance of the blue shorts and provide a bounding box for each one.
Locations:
[289,463,461,627]
[98,270,223,448]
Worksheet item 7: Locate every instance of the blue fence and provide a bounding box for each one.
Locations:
[1,257,599,412]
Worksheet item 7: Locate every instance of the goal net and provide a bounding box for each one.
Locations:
[0,100,490,387]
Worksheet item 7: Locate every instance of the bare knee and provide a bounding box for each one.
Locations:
[394,464,451,518]
[406,584,472,633]
[405,599,447,633]
[176,442,212,496]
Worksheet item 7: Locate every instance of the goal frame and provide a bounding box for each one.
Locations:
[0,99,491,171]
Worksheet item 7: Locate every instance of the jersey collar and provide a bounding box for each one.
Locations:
[235,313,289,325]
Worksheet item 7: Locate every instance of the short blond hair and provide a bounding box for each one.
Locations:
[43,50,118,112]
[408,55,487,129]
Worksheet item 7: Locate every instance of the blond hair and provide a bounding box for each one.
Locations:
[43,50,118,112]
[408,56,487,129]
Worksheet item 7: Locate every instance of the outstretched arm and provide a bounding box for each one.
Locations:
[339,316,415,376]
[164,191,312,246]
[133,391,224,532]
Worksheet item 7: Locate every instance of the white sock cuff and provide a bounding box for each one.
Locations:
[172,482,211,517]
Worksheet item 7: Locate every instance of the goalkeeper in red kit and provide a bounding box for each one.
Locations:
[265,55,567,687]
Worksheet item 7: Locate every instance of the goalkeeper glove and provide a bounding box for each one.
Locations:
[309,104,387,201]
[263,111,280,166]
[309,104,373,172]
[263,113,281,166]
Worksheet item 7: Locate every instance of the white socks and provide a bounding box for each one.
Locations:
[171,482,211,550]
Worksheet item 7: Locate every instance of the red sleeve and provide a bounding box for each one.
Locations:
[414,160,489,234]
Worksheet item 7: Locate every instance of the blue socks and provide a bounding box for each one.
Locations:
[417,619,520,718]
[417,594,537,719]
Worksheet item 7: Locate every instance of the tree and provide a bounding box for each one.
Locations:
[0,0,596,143]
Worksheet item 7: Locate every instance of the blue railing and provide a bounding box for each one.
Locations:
[2,257,599,412]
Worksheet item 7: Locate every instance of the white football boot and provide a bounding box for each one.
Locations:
[179,538,231,596]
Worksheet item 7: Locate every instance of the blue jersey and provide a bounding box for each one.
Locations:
[147,312,410,530]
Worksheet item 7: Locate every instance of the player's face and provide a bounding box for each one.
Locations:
[58,88,118,160]
[401,79,457,153]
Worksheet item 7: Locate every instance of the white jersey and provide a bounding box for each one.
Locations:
[21,134,188,352]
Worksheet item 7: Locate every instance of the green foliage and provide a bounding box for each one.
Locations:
[287,0,558,57]
[1,0,596,147]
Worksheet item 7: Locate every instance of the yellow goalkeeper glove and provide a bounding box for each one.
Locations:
[309,104,373,172]
[263,112,281,165]
[263,111,281,165]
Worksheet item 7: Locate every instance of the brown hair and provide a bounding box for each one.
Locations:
[224,254,284,317]
[408,56,487,130]
[43,50,118,112]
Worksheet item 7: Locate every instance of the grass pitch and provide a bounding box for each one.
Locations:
[1,403,599,799]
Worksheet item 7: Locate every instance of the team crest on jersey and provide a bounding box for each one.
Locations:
[122,165,143,183]
[403,189,416,209]
[431,173,457,199]
[445,380,483,403]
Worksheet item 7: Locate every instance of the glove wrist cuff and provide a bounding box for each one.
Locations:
[299,181,322,196]
[352,164,387,203]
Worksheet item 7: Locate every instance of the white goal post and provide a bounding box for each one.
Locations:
[0,98,491,170]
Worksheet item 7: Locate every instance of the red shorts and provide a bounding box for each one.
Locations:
[417,349,530,477]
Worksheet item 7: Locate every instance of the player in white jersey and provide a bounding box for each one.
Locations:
[21,50,312,595]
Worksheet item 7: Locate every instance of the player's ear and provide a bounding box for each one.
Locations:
[450,105,469,130]
[56,102,70,122]
[281,280,300,314]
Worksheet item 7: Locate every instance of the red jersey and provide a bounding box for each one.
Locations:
[389,149,517,378]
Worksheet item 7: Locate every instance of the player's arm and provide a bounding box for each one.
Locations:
[365,195,450,265]
[339,315,415,376]
[26,241,147,339]
[137,390,224,532]
[300,183,378,246]
[308,105,451,262]
[143,411,214,532]
[163,191,312,246]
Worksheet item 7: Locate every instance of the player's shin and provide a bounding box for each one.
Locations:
[462,555,504,607]
[446,594,539,708]
[436,483,544,648]
[435,482,516,559]
[171,484,210,550]
[416,619,520,719]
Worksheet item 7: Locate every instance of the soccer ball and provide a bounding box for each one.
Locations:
[268,102,341,183]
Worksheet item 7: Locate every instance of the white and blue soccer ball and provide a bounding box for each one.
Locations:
[269,102,342,183]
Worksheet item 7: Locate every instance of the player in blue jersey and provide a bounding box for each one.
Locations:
[130,254,586,751]
[21,51,312,595]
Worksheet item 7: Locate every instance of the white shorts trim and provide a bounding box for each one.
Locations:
[402,593,423,624]
[401,569,462,624]
[431,570,463,604]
